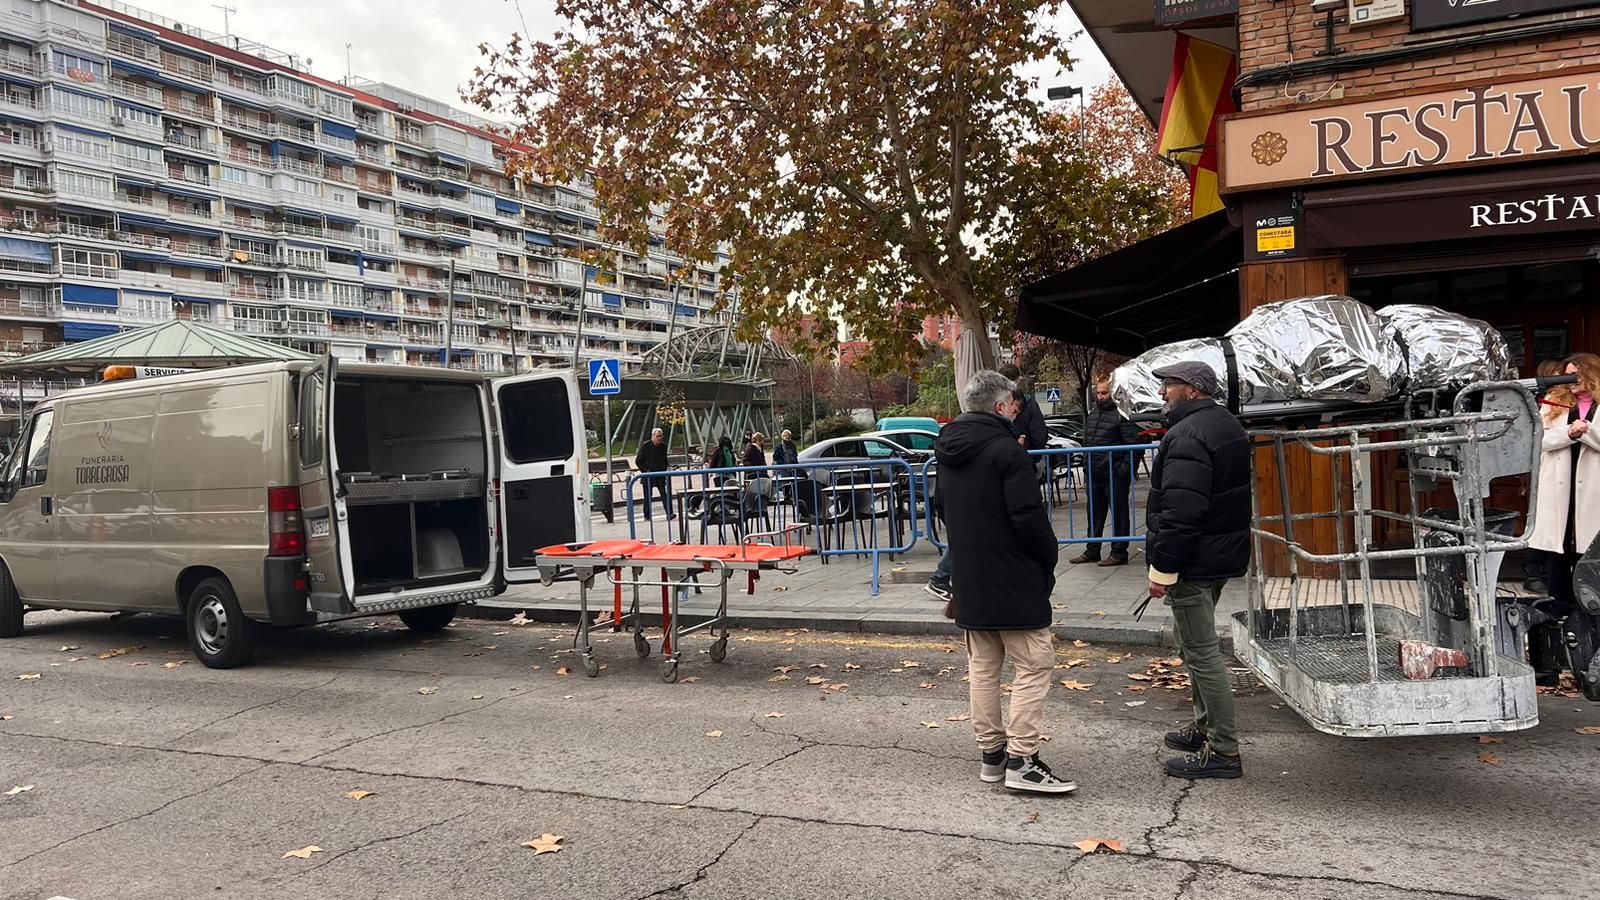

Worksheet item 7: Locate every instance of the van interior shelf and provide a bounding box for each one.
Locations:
[341,472,484,506]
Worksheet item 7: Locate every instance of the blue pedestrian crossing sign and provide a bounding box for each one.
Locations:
[1045,386,1063,403]
[588,358,622,395]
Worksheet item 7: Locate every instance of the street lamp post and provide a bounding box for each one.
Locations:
[1046,84,1086,144]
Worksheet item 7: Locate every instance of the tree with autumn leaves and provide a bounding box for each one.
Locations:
[467,2,1185,375]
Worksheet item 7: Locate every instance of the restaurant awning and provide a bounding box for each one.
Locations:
[1015,210,1242,357]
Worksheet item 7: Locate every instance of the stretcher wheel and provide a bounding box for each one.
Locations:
[660,660,679,683]
[709,637,728,663]
[633,632,650,659]
[582,655,599,678]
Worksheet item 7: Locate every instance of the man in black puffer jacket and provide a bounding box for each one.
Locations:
[935,370,1073,796]
[1145,361,1251,781]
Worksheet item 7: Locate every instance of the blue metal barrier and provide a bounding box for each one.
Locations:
[624,458,921,596]
[921,443,1159,551]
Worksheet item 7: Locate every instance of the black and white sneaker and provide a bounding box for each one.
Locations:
[924,579,953,602]
[1164,722,1206,753]
[980,745,1007,783]
[1004,753,1077,795]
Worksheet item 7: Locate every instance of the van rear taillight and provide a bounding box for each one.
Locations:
[268,486,305,557]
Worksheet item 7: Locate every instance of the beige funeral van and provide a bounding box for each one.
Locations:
[0,359,591,667]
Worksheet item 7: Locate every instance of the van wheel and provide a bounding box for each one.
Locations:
[398,603,458,632]
[0,563,21,638]
[186,577,259,669]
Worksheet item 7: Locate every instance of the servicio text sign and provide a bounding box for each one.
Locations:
[1222,69,1600,192]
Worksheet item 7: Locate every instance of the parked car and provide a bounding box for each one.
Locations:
[795,435,925,483]
[866,428,938,452]
[0,361,590,668]
[874,415,940,434]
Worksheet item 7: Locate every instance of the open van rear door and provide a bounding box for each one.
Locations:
[302,356,356,614]
[491,370,591,583]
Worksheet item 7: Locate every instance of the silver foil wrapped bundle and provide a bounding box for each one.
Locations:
[1376,304,1513,387]
[1226,295,1405,403]
[1109,338,1232,417]
[1110,295,1408,417]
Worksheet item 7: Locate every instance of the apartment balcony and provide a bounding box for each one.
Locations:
[164,204,216,226]
[356,147,386,166]
[112,153,164,175]
[363,297,400,314]
[220,114,273,138]
[325,261,361,280]
[106,33,162,66]
[363,267,398,286]
[49,102,110,131]
[167,168,212,189]
[162,94,215,121]
[212,72,273,105]
[324,167,357,187]
[56,180,115,204]
[355,177,391,195]
[44,140,111,164]
[361,239,398,257]
[278,256,325,273]
[275,156,319,177]
[318,98,356,124]
[65,304,176,327]
[318,133,356,155]
[0,55,39,78]
[229,283,285,301]
[164,132,217,154]
[274,222,329,240]
[275,123,317,146]
[354,117,392,139]
[109,115,163,143]
[110,79,162,105]
[160,56,214,88]
[224,247,273,267]
[399,275,444,292]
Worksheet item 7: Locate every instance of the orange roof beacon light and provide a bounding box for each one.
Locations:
[99,366,196,383]
[101,365,137,382]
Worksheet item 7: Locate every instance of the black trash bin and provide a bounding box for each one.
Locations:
[591,481,614,524]
[1420,506,1518,622]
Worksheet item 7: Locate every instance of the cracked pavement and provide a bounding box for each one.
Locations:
[2,610,1598,899]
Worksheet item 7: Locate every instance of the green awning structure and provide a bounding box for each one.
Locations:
[0,320,316,377]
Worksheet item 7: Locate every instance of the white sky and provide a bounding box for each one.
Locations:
[137,0,1114,117]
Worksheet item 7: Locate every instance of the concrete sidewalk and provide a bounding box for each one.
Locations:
[479,498,1247,647]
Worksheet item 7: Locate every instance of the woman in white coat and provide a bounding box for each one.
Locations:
[1530,352,1600,606]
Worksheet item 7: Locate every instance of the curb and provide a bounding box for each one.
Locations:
[463,600,1217,648]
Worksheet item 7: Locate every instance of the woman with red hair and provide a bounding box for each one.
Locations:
[1529,352,1600,606]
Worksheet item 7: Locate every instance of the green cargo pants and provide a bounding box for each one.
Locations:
[1166,578,1238,755]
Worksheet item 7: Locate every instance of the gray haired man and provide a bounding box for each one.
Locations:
[934,370,1073,795]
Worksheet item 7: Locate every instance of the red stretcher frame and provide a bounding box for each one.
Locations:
[533,530,812,683]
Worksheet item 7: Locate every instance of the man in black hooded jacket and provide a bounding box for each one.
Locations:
[1145,361,1251,780]
[935,370,1073,796]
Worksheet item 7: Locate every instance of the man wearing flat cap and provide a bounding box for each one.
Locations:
[1146,361,1251,780]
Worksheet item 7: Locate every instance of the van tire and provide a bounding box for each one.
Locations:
[0,563,21,638]
[186,577,259,668]
[398,603,458,632]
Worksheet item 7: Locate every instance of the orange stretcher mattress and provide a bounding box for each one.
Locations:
[534,540,650,559]
[629,543,813,563]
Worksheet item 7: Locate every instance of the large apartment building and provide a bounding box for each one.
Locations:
[0,0,735,375]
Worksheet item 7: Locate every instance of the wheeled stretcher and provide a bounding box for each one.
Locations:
[534,529,812,683]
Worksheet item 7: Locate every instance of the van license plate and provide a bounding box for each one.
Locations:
[308,518,331,539]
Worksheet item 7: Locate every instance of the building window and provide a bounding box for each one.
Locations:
[59,246,116,278]
[286,277,322,301]
[113,102,160,129]
[50,88,105,120]
[471,192,495,214]
[15,208,35,229]
[188,302,213,321]
[292,177,319,196]
[50,51,105,83]
[330,282,361,306]
[130,295,167,318]
[113,139,160,163]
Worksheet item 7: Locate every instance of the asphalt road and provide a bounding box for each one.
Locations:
[2,610,1597,900]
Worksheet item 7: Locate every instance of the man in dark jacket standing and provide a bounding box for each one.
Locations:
[772,429,799,467]
[634,427,673,520]
[1070,378,1145,567]
[1146,361,1251,780]
[935,370,1074,795]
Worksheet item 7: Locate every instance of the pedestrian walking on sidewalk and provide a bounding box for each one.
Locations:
[635,427,674,520]
[1070,378,1144,567]
[934,369,1074,796]
[1145,361,1251,780]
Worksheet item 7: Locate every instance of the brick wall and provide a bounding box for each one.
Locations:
[1237,2,1600,112]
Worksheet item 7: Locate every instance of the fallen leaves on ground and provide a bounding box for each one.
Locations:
[768,674,790,682]
[919,721,942,729]
[508,612,531,626]
[900,661,922,668]
[844,663,861,671]
[1059,680,1092,691]
[773,665,798,674]
[98,646,141,660]
[1536,674,1582,697]
[764,712,785,718]
[345,790,373,801]
[16,674,40,681]
[805,676,826,685]
[57,645,79,652]
[1476,735,1505,744]
[471,695,485,701]
[0,715,12,721]
[679,676,700,683]
[521,834,564,855]
[1073,837,1124,855]
[822,682,848,692]
[281,846,323,860]
[1125,701,1146,707]
[161,661,186,670]
[556,667,571,676]
[1575,726,1600,735]
[809,663,829,670]
[1163,657,1184,667]
[1127,673,1152,682]
[1072,640,1090,648]
[945,714,971,722]
[704,730,723,738]
[1026,812,1040,824]
[4,784,33,796]
[917,682,936,690]
[417,687,439,696]
[1056,659,1089,669]
[1477,752,1502,766]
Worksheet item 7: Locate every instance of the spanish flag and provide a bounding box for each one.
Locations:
[1157,35,1236,218]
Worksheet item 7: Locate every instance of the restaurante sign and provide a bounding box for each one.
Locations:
[1221,69,1600,192]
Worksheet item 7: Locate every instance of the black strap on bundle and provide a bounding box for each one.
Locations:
[1218,335,1242,416]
